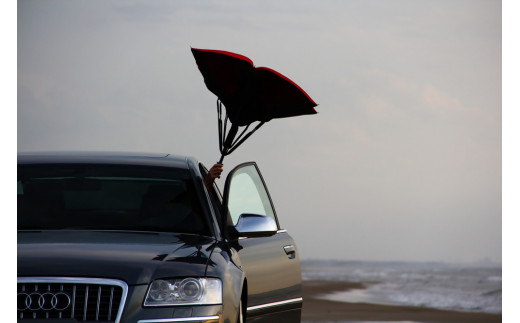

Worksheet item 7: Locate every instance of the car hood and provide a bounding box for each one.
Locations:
[17,230,218,285]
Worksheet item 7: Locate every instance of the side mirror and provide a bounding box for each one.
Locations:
[235,214,277,238]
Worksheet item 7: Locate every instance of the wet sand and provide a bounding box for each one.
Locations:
[301,280,501,323]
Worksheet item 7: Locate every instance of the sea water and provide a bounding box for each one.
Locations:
[301,260,502,314]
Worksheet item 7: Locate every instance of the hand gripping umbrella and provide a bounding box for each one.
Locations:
[191,48,318,164]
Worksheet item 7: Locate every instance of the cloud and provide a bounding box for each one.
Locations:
[421,87,455,108]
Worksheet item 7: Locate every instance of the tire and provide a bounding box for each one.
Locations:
[237,298,244,323]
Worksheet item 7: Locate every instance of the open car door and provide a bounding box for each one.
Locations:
[223,162,302,322]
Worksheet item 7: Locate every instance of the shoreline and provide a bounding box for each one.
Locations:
[301,280,501,323]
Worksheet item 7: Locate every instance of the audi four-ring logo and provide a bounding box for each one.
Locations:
[17,292,71,311]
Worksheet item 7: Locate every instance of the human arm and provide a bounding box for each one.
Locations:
[204,163,223,192]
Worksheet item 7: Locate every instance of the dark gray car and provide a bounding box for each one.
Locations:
[17,152,302,323]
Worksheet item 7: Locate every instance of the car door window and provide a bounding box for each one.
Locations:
[226,163,276,226]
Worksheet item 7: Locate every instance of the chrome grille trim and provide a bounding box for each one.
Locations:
[108,286,114,319]
[96,285,102,321]
[18,277,128,323]
[83,285,89,321]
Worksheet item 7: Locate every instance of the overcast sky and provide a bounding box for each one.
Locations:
[17,0,502,263]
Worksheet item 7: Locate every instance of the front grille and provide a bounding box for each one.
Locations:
[18,277,128,322]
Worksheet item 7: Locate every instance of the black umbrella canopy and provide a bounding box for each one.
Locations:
[191,48,318,162]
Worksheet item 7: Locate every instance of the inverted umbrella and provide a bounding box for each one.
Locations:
[191,48,318,163]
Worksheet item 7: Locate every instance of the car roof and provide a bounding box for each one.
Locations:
[17,151,196,169]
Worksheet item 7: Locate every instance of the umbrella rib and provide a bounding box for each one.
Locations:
[226,122,265,156]
[217,100,223,152]
[231,124,250,147]
[217,99,265,158]
[217,99,232,156]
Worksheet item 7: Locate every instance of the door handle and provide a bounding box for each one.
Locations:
[283,245,296,259]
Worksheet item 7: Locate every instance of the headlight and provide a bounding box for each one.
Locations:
[144,278,222,306]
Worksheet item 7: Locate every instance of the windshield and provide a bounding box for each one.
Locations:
[18,164,211,235]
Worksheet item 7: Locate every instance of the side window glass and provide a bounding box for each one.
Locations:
[227,164,276,226]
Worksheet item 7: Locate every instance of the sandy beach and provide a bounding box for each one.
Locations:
[301,280,501,323]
